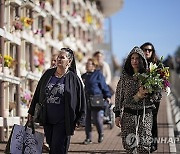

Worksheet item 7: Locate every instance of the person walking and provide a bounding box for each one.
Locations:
[140,42,162,152]
[28,48,86,154]
[82,58,111,144]
[93,51,112,85]
[114,46,158,153]
[51,54,58,68]
[93,51,113,119]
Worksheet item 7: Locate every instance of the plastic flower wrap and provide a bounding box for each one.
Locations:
[134,57,171,96]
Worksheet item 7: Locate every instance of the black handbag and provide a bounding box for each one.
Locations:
[89,95,105,108]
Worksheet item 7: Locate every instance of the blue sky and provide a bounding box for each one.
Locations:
[105,0,180,64]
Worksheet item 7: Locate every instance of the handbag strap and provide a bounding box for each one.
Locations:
[25,120,35,134]
[22,120,35,153]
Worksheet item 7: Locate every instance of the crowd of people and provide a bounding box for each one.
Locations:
[27,42,165,154]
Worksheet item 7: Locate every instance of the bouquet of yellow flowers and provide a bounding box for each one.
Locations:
[134,57,171,96]
[4,55,14,68]
[21,17,33,28]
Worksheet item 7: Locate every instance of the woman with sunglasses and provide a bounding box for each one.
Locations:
[140,42,162,153]
[28,48,86,154]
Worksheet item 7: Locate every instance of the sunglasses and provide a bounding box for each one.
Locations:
[61,48,73,54]
[143,48,153,52]
[60,48,74,59]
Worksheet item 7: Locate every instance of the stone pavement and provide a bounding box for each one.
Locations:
[0,94,178,154]
[68,94,178,154]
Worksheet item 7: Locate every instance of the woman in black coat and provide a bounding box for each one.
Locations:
[140,42,162,153]
[28,48,86,154]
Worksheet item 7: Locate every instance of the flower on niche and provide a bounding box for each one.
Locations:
[45,25,52,32]
[21,17,33,28]
[85,11,93,24]
[21,89,32,105]
[34,49,45,72]
[13,16,23,30]
[4,55,14,68]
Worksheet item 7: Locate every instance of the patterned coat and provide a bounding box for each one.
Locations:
[114,47,159,152]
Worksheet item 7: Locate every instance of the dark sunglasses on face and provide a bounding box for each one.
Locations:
[143,48,153,52]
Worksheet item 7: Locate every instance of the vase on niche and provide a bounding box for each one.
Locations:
[20,104,28,117]
[4,109,9,118]
[9,68,14,76]
[4,67,10,75]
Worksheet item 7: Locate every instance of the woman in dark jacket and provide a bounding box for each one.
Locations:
[140,42,162,152]
[82,58,111,144]
[28,48,86,154]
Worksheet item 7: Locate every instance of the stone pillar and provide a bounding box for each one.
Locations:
[16,45,21,116]
[15,5,21,117]
[0,0,5,141]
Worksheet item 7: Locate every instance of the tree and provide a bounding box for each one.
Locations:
[174,46,180,57]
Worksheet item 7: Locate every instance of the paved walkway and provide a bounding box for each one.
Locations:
[68,94,177,154]
[0,94,178,154]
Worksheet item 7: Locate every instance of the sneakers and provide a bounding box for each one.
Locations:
[83,139,92,144]
[83,135,104,144]
[98,134,104,143]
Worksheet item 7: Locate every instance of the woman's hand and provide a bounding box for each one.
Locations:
[115,117,121,128]
[134,86,148,101]
[137,86,148,99]
[106,98,111,103]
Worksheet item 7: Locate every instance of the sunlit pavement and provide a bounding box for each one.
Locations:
[67,93,177,154]
[0,87,178,153]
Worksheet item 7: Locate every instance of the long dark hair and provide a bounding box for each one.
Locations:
[124,53,146,76]
[140,42,158,64]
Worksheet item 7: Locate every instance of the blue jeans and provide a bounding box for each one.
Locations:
[85,108,104,140]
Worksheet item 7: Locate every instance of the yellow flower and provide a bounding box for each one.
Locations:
[161,67,170,77]
[85,11,93,24]
[21,17,33,28]
[4,55,13,67]
[164,68,170,77]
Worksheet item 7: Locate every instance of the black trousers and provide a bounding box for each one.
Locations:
[151,101,160,152]
[44,122,70,154]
